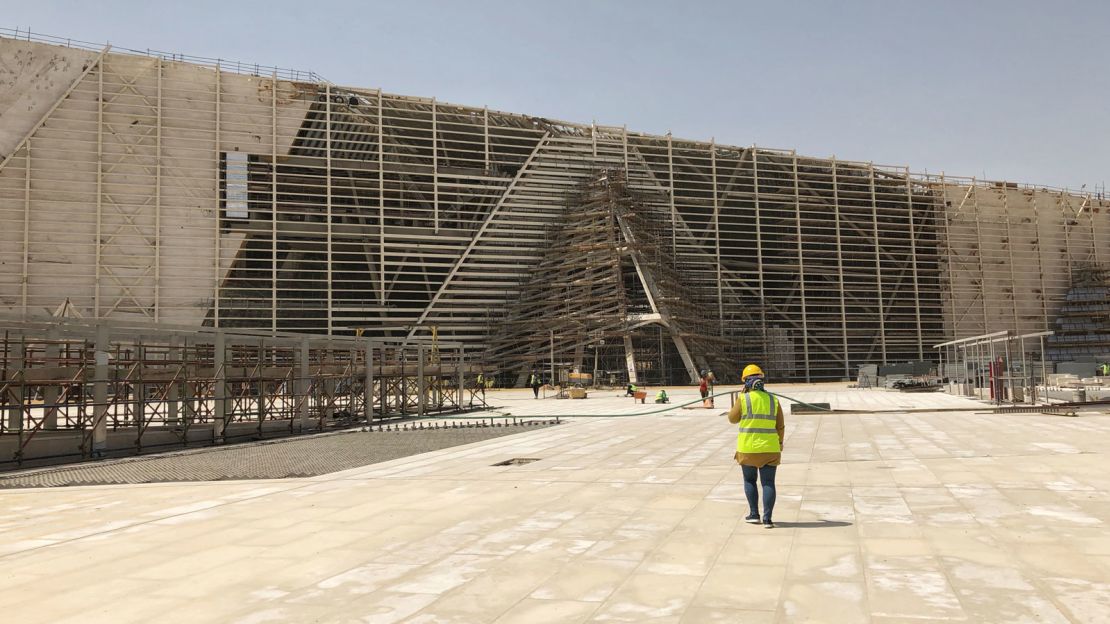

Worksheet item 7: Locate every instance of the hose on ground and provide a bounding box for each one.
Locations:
[412,389,833,421]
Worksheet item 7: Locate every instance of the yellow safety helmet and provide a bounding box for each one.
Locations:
[741,364,764,380]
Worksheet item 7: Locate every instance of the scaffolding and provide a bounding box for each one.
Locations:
[1,31,1108,382]
[486,169,731,384]
[935,330,1053,405]
[0,316,474,465]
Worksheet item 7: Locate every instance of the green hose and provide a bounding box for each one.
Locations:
[413,388,833,421]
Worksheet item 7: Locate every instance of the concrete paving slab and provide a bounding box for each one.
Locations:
[2,386,1109,622]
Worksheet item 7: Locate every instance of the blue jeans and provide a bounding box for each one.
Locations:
[742,464,777,522]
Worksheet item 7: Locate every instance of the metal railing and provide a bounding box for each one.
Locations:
[1,26,326,82]
[1,316,474,465]
[933,330,1053,405]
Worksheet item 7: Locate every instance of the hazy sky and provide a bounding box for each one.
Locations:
[6,0,1109,189]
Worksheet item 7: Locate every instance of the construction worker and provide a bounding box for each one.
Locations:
[706,369,716,406]
[655,388,669,404]
[473,372,486,406]
[625,382,637,397]
[1100,362,1110,377]
[727,364,785,529]
[529,371,541,399]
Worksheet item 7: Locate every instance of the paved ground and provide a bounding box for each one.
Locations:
[0,421,557,488]
[2,384,1109,623]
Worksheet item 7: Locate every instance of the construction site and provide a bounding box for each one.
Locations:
[0,29,1108,460]
[3,22,1110,623]
[2,31,1108,387]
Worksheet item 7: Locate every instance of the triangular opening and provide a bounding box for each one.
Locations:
[485,169,734,385]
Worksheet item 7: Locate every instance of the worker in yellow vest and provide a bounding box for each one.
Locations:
[727,363,785,528]
[529,371,541,399]
[472,372,486,406]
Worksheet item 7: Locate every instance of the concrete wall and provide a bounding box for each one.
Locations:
[940,183,1110,338]
[0,39,311,324]
[3,36,1108,378]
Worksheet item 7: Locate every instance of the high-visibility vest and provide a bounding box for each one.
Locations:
[477,373,484,384]
[529,374,538,385]
[736,390,780,454]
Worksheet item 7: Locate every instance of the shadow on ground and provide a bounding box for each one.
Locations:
[771,520,852,529]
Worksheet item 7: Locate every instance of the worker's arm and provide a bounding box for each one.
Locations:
[776,402,785,448]
[727,398,743,424]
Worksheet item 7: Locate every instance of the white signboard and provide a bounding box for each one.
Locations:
[224,152,249,219]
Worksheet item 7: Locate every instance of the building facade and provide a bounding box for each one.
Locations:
[1,35,1107,382]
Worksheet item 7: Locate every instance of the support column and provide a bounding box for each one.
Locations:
[5,338,26,432]
[397,348,406,414]
[417,345,426,417]
[572,343,585,372]
[1031,191,1050,331]
[271,71,279,332]
[483,105,490,171]
[831,159,850,378]
[212,65,222,327]
[1039,335,1047,405]
[1002,189,1020,334]
[95,65,104,317]
[364,340,374,424]
[432,98,439,232]
[1004,339,1014,404]
[325,85,334,334]
[989,339,997,404]
[43,329,60,430]
[792,152,811,381]
[710,141,724,332]
[323,343,335,420]
[182,338,195,424]
[671,333,699,384]
[550,329,556,389]
[623,335,638,384]
[91,324,110,456]
[904,170,924,359]
[457,346,465,410]
[297,338,309,431]
[258,340,267,424]
[869,165,888,364]
[168,338,181,426]
[378,90,386,305]
[938,173,961,342]
[154,58,163,322]
[752,147,767,352]
[971,183,989,334]
[667,133,676,257]
[134,343,146,429]
[20,138,30,314]
[1086,195,1099,265]
[213,331,227,443]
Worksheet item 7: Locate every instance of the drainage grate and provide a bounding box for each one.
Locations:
[492,457,540,466]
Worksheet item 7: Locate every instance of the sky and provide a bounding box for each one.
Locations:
[6,0,1109,190]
